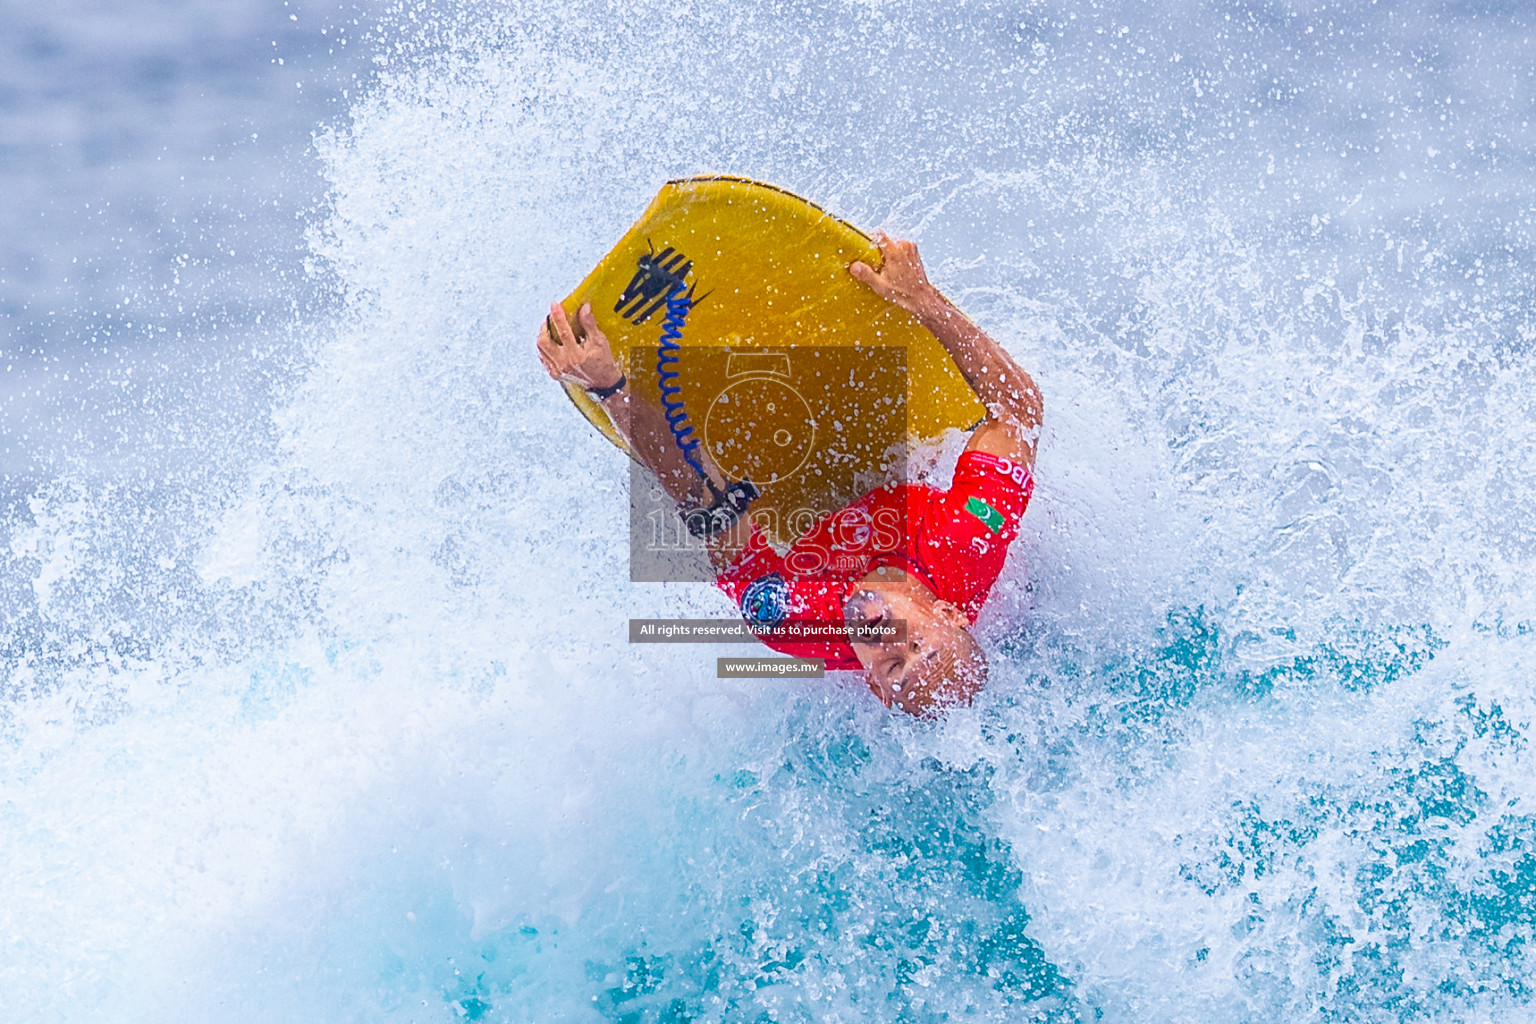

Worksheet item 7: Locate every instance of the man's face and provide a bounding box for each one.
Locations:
[844,586,985,715]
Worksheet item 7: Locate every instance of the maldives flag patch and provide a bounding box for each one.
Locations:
[965,496,1005,535]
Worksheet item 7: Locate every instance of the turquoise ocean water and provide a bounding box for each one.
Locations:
[3,1,1535,1020]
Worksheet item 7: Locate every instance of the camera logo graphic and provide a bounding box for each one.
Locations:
[703,351,817,487]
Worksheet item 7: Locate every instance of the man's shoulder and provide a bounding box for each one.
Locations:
[952,449,1034,493]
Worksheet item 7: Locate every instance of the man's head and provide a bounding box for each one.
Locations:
[844,579,987,716]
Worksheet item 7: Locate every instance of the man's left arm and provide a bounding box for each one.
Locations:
[850,234,1043,470]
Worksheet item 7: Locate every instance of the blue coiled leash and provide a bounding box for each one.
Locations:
[611,241,756,536]
[652,280,759,537]
[655,282,708,481]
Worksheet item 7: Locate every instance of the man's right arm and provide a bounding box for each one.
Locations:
[537,302,752,568]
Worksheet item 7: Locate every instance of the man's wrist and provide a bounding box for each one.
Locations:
[586,370,628,401]
[913,290,957,331]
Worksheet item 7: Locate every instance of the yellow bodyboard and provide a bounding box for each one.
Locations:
[562,176,985,545]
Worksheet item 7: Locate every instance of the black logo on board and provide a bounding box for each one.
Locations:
[616,241,708,324]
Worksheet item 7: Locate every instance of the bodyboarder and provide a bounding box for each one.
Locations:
[536,233,1043,716]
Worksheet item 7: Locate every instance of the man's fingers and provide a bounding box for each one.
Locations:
[536,328,569,373]
[851,262,899,300]
[536,347,561,380]
[577,303,603,343]
[872,233,917,266]
[540,330,565,366]
[548,302,580,347]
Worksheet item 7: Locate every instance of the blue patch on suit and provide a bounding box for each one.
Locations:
[740,573,790,629]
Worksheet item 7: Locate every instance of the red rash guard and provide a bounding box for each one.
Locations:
[715,450,1034,669]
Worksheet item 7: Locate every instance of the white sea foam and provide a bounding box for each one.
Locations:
[3,1,1535,1021]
